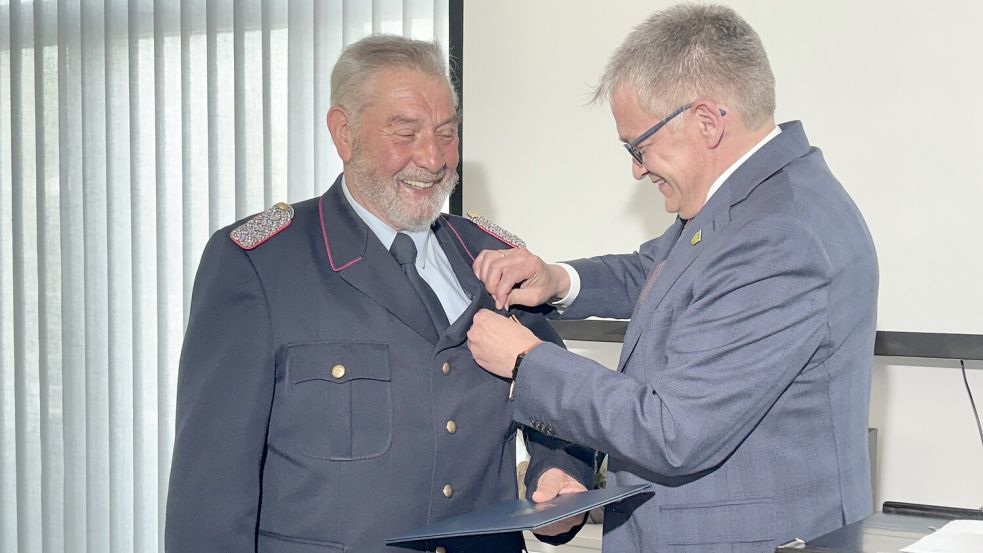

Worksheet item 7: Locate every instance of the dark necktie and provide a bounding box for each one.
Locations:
[390,233,450,332]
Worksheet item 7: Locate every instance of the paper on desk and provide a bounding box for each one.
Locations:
[899,519,983,552]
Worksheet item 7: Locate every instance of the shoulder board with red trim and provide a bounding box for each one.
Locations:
[465,211,526,248]
[230,202,294,250]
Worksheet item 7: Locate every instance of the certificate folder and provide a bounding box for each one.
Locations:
[385,484,652,544]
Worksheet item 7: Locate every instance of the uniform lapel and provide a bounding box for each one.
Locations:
[432,215,482,297]
[318,177,440,345]
[431,216,498,353]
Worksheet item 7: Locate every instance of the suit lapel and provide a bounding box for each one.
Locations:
[616,122,813,370]
[617,217,694,370]
[318,178,440,345]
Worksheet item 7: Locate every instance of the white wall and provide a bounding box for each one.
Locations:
[463,1,983,510]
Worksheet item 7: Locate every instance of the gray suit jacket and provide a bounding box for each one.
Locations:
[513,122,877,552]
[165,178,593,553]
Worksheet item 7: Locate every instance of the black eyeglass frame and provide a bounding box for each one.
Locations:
[623,103,726,165]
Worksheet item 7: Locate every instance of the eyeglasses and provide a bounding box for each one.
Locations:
[623,103,692,165]
[623,103,726,165]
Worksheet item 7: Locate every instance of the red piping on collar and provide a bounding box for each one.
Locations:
[442,216,476,262]
[319,196,363,272]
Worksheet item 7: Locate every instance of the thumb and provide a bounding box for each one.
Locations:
[531,479,561,503]
[531,469,573,503]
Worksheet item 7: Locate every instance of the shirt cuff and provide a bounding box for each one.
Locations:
[549,263,581,310]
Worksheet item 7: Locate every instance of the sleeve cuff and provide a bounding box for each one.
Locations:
[549,263,581,311]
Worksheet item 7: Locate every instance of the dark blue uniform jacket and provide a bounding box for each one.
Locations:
[165,177,594,553]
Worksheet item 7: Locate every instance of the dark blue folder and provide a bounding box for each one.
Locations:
[385,484,652,544]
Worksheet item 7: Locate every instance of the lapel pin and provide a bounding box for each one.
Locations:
[690,229,702,245]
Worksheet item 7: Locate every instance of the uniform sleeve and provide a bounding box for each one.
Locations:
[165,232,276,553]
[514,215,831,479]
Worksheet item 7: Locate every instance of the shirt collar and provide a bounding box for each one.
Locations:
[341,177,433,267]
[703,125,782,206]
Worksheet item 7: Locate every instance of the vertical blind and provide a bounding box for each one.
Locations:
[0,1,450,552]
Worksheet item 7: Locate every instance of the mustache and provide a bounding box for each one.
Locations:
[395,167,449,183]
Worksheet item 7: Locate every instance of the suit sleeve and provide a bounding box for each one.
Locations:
[558,223,682,320]
[513,215,830,480]
[165,232,275,552]
[512,308,596,545]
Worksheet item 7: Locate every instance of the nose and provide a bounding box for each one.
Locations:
[631,158,649,180]
[415,134,445,173]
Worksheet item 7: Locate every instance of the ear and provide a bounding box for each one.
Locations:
[692,101,726,149]
[327,106,354,162]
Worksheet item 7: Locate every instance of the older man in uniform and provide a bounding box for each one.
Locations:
[165,35,593,553]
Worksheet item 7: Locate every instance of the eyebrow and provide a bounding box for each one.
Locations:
[437,115,460,128]
[385,114,460,128]
[386,115,419,127]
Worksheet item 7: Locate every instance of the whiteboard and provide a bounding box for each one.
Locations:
[461,0,983,335]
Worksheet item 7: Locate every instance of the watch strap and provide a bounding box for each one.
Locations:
[508,351,527,400]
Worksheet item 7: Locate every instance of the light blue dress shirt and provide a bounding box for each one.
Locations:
[342,178,472,325]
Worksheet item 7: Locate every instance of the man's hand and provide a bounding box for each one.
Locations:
[472,248,570,310]
[467,310,541,378]
[530,468,588,536]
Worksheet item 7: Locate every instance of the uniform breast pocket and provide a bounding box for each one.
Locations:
[284,341,393,461]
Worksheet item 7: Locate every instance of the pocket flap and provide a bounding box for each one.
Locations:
[287,341,390,384]
[660,497,774,545]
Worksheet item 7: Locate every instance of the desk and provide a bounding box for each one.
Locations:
[777,503,983,553]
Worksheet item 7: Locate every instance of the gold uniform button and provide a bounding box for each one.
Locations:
[445,420,457,434]
[331,364,346,379]
[442,484,454,498]
[435,547,447,553]
[441,362,450,375]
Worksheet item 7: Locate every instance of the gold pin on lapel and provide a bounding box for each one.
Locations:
[690,229,702,245]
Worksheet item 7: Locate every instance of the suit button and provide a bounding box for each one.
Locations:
[442,484,454,498]
[331,364,346,379]
[446,420,457,434]
[435,547,447,553]
[441,362,450,375]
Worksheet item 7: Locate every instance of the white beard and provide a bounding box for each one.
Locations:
[347,143,458,231]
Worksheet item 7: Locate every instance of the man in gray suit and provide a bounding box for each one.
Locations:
[165,35,593,553]
[467,4,878,552]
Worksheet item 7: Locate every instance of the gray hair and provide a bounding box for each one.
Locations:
[593,4,775,129]
[331,34,457,123]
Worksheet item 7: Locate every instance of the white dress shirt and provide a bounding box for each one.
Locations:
[342,178,472,323]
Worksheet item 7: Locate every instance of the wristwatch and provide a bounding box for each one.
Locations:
[508,351,527,400]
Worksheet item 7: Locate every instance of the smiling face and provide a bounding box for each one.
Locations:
[333,68,460,231]
[611,88,715,220]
